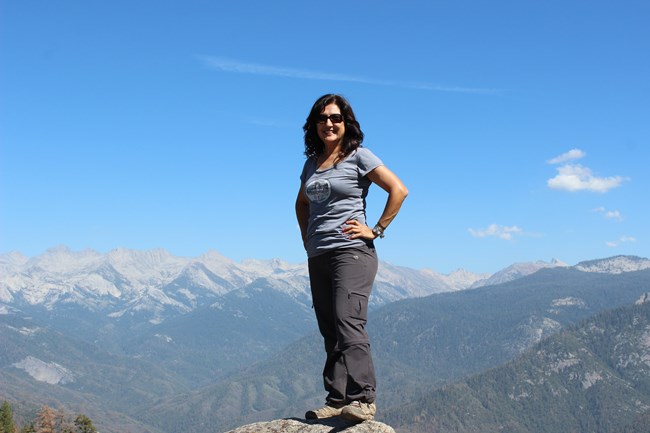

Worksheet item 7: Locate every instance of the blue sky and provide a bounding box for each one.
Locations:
[1,0,648,274]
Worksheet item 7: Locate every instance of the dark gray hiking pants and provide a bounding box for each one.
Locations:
[307,244,378,404]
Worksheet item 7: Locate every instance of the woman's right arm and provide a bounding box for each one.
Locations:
[295,184,310,248]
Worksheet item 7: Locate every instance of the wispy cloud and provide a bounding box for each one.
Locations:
[606,236,637,247]
[199,56,501,94]
[546,149,628,193]
[546,148,586,164]
[468,224,523,241]
[593,206,624,221]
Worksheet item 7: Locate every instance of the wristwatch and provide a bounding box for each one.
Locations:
[372,224,385,239]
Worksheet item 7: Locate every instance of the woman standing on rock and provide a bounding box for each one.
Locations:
[295,94,408,422]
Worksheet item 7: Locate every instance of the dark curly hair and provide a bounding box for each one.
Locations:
[302,94,364,159]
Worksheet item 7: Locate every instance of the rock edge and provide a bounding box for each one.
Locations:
[223,418,395,433]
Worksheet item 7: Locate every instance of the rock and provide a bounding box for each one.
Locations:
[223,418,395,433]
[635,292,650,305]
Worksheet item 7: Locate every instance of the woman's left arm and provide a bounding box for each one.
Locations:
[344,165,409,240]
[368,165,409,230]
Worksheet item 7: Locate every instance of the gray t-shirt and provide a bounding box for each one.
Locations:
[300,147,383,258]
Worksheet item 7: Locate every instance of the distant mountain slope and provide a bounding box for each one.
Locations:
[0,314,177,433]
[138,266,650,433]
[469,256,650,289]
[383,298,650,433]
[471,258,567,288]
[372,266,650,383]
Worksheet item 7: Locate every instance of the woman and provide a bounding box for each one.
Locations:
[295,94,408,422]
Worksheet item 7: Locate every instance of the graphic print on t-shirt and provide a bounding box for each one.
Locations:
[305,179,331,203]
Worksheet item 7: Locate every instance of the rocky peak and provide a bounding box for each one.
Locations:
[443,268,491,290]
[471,259,568,288]
[224,418,394,433]
[635,293,650,305]
[574,255,650,274]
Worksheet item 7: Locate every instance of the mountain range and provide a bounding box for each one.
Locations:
[0,246,492,387]
[1,248,650,432]
[136,259,650,433]
[0,246,491,315]
[382,296,650,433]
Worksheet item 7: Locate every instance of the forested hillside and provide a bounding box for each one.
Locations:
[383,299,650,433]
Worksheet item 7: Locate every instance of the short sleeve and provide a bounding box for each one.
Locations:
[300,157,316,183]
[356,148,384,177]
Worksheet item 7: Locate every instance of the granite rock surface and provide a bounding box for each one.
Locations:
[223,418,395,433]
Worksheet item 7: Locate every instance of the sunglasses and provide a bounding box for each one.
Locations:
[316,114,344,124]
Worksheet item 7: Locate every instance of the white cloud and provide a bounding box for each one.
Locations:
[547,163,626,193]
[606,236,637,247]
[546,149,628,193]
[593,207,624,221]
[468,224,523,241]
[199,56,500,94]
[547,148,586,165]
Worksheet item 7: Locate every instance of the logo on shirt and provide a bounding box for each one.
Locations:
[305,179,331,203]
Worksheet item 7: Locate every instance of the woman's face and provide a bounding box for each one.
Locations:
[316,103,346,148]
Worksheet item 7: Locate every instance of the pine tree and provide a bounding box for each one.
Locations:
[33,406,54,433]
[53,409,74,433]
[0,401,17,433]
[73,415,96,433]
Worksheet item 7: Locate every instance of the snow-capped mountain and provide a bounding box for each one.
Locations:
[3,248,647,325]
[0,246,485,323]
[0,251,28,275]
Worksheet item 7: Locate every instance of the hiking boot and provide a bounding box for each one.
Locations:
[305,402,345,420]
[341,401,376,421]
